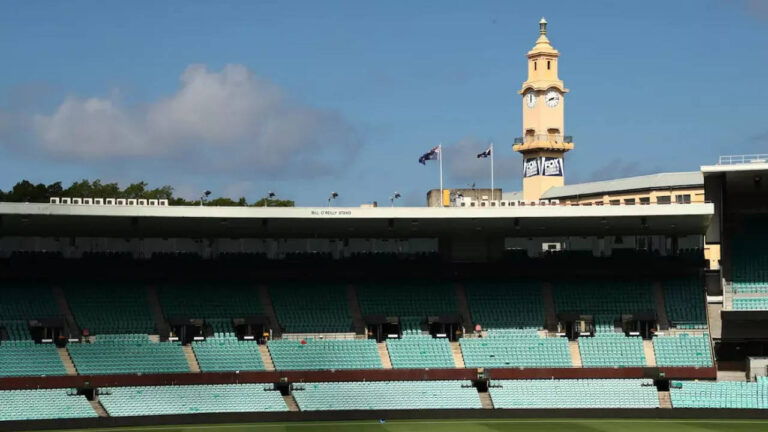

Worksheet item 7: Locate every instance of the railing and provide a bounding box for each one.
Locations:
[717,154,768,165]
[514,135,573,145]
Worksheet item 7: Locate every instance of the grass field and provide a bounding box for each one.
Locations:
[31,419,768,432]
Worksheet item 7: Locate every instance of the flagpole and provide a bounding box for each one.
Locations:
[439,143,444,207]
[490,142,495,201]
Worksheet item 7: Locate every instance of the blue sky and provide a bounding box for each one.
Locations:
[1,1,767,206]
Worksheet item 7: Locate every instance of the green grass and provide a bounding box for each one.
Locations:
[29,419,768,432]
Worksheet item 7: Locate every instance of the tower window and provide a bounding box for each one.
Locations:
[547,61,551,70]
[534,62,537,71]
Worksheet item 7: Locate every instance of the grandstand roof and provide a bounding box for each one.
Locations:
[0,202,713,237]
[540,171,703,199]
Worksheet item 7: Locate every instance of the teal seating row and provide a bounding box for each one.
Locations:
[158,283,263,334]
[357,282,457,318]
[652,334,712,367]
[732,216,768,292]
[578,333,646,368]
[270,283,351,333]
[460,333,571,368]
[65,283,155,334]
[670,380,763,408]
[466,281,544,331]
[267,339,381,370]
[0,340,67,376]
[67,334,189,375]
[99,384,287,416]
[553,281,654,333]
[386,335,455,369]
[663,278,707,329]
[292,381,482,410]
[0,389,96,421]
[0,283,59,341]
[490,379,659,408]
[192,334,265,372]
[733,297,768,310]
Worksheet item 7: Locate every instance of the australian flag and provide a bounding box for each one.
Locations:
[477,146,492,158]
[418,145,440,165]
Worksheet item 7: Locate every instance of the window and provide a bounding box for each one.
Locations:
[639,197,650,205]
[582,202,592,206]
[624,198,636,205]
[657,196,671,205]
[675,194,691,204]
[534,61,537,71]
[547,60,551,70]
[609,199,620,206]
[594,201,604,206]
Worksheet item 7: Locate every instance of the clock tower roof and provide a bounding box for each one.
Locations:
[528,17,559,58]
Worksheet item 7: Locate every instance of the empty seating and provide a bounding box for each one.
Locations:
[67,334,189,375]
[292,381,482,410]
[0,389,96,421]
[653,334,712,367]
[270,283,351,333]
[554,280,654,332]
[158,282,263,333]
[192,334,264,372]
[99,384,287,416]
[386,335,454,369]
[466,281,544,330]
[0,282,59,340]
[65,283,155,334]
[357,282,457,319]
[267,338,381,370]
[732,216,768,292]
[0,340,66,376]
[490,379,659,408]
[578,333,646,367]
[460,331,571,368]
[733,297,768,310]
[670,381,759,408]
[663,278,707,329]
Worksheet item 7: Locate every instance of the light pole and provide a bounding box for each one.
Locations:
[390,192,401,207]
[265,191,276,207]
[328,192,339,207]
[200,190,211,206]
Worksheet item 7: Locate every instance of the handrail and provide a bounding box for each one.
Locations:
[717,154,768,165]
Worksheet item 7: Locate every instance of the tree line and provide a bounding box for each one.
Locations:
[0,180,294,207]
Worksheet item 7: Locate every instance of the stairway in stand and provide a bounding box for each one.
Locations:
[182,345,201,373]
[346,285,366,334]
[450,341,465,368]
[145,286,169,336]
[658,391,672,409]
[58,347,78,376]
[653,281,670,330]
[568,340,582,367]
[259,345,275,371]
[258,285,282,338]
[643,339,657,367]
[541,283,557,332]
[283,394,300,412]
[478,392,494,409]
[89,399,109,417]
[454,283,473,331]
[51,285,81,338]
[377,342,392,369]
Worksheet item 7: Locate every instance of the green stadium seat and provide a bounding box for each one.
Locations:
[0,389,96,421]
[386,335,454,369]
[267,338,381,370]
[270,283,351,333]
[670,380,761,408]
[578,333,645,367]
[490,379,659,408]
[67,334,189,375]
[0,340,67,377]
[663,278,707,329]
[65,282,155,334]
[466,281,544,331]
[460,331,571,368]
[192,333,265,372]
[652,333,712,367]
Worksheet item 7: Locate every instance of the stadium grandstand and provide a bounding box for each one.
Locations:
[1,17,768,432]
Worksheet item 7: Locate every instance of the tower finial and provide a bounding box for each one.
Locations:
[539,17,547,35]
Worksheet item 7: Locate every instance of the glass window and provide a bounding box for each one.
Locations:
[624,198,636,205]
[610,200,620,206]
[639,197,650,205]
[675,194,691,204]
[657,196,671,205]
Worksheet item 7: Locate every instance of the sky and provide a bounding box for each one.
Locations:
[1,1,768,206]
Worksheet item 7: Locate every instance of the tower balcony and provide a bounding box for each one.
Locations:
[513,134,574,153]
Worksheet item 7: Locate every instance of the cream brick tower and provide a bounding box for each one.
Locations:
[513,18,574,201]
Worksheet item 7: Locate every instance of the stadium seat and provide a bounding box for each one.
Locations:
[386,335,454,369]
[652,333,712,367]
[99,384,287,416]
[65,282,155,334]
[67,334,189,375]
[670,380,761,408]
[553,280,655,333]
[466,281,544,331]
[0,340,67,377]
[577,333,645,367]
[663,278,707,329]
[460,330,571,368]
[0,389,96,421]
[270,283,351,333]
[292,381,482,410]
[0,282,60,341]
[490,379,659,408]
[192,333,265,372]
[267,338,381,370]
[357,281,457,318]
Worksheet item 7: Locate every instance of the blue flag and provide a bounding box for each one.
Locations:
[418,146,440,165]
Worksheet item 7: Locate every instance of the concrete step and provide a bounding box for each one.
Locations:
[658,390,672,409]
[541,283,557,332]
[182,345,201,373]
[643,340,657,367]
[454,282,473,331]
[58,347,78,376]
[346,285,366,334]
[568,340,582,367]
[89,399,109,417]
[258,285,281,338]
[259,345,275,371]
[654,281,670,330]
[450,341,465,368]
[51,285,81,338]
[377,342,392,369]
[708,303,723,339]
[283,394,300,411]
[478,392,494,409]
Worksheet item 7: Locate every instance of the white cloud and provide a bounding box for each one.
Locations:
[25,64,361,177]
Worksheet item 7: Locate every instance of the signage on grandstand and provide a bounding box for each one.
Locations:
[523,157,564,177]
[309,209,353,217]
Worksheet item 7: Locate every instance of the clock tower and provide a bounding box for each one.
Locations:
[513,18,574,201]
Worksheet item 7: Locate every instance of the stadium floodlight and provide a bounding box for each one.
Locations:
[390,192,401,207]
[265,191,276,207]
[328,192,339,207]
[200,190,211,207]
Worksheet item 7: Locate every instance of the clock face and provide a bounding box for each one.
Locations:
[525,91,536,108]
[545,89,560,108]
